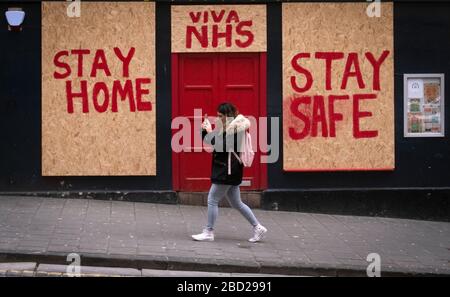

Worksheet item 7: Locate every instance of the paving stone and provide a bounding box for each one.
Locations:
[142,269,229,277]
[0,262,37,275]
[37,264,141,277]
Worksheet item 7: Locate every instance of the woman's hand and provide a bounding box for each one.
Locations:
[202,115,212,133]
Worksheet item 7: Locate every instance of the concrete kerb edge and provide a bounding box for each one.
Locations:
[0,250,449,277]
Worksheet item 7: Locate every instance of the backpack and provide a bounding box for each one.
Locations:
[231,130,255,168]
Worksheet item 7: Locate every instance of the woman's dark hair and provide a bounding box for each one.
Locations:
[217,102,239,118]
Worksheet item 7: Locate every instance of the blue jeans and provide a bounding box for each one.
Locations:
[206,183,259,231]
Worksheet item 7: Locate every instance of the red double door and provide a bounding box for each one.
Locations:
[172,53,266,191]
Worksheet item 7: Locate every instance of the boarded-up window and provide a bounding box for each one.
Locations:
[42,2,156,176]
[282,3,394,171]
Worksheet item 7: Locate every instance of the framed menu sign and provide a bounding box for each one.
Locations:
[404,74,445,137]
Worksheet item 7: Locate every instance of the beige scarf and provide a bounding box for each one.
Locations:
[215,114,251,135]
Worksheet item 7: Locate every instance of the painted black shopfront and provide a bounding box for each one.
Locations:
[0,1,449,221]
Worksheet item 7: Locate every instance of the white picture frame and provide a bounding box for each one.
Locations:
[403,74,445,137]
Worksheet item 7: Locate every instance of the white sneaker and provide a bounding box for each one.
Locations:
[249,224,267,243]
[192,229,214,241]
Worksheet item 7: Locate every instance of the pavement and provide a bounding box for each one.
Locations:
[0,196,448,277]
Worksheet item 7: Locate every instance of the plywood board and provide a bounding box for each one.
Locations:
[172,5,266,53]
[42,2,156,175]
[282,3,394,171]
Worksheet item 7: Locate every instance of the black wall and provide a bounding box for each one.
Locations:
[0,1,449,201]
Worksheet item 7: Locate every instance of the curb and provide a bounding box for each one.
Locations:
[0,250,448,277]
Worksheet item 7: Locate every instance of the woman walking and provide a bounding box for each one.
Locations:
[191,102,267,243]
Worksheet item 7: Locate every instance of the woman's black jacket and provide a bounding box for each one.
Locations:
[201,128,244,186]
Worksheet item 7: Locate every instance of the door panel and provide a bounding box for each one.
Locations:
[219,54,260,189]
